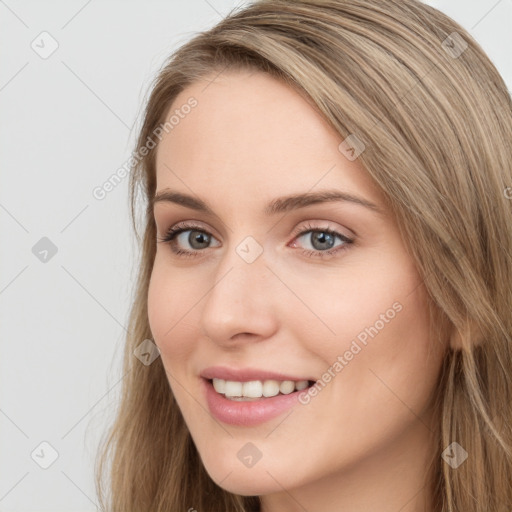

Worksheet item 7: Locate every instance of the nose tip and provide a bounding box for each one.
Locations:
[198,249,278,346]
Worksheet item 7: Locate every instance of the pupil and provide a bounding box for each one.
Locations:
[312,232,334,250]
[190,230,210,249]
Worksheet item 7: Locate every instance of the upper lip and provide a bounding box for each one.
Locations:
[200,366,315,383]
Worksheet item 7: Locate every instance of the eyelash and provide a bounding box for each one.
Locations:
[156,221,354,260]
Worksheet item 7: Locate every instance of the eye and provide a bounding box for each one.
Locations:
[289,221,354,259]
[156,220,354,260]
[156,221,220,258]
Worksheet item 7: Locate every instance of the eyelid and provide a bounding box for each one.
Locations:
[156,218,219,239]
[289,220,354,241]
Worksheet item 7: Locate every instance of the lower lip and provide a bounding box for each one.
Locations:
[202,378,308,427]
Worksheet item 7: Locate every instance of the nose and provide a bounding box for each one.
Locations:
[199,241,279,346]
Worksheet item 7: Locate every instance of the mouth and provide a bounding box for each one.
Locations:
[205,377,316,401]
[202,377,316,426]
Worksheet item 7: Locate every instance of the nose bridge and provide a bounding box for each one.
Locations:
[199,235,277,342]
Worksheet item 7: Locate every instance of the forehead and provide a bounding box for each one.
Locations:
[157,69,336,157]
[154,70,384,210]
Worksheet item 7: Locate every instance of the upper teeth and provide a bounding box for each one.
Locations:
[212,378,310,398]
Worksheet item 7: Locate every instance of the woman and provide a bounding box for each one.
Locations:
[96,1,512,510]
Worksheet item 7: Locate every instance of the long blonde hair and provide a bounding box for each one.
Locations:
[95,1,512,510]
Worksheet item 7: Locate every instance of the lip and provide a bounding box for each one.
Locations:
[202,377,311,426]
[200,365,315,383]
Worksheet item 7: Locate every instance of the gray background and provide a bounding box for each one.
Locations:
[1,1,510,510]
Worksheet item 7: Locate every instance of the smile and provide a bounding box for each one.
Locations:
[203,378,316,426]
[212,378,313,400]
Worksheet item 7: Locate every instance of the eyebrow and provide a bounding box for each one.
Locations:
[151,188,384,217]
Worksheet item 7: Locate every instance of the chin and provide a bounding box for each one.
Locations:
[205,463,287,496]
[215,478,277,497]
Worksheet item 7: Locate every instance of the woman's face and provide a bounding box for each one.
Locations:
[148,69,446,502]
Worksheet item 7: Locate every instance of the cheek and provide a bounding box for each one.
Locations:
[319,270,441,433]
[285,253,422,359]
[147,261,199,363]
[294,252,441,414]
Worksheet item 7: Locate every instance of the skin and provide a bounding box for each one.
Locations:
[148,69,448,512]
